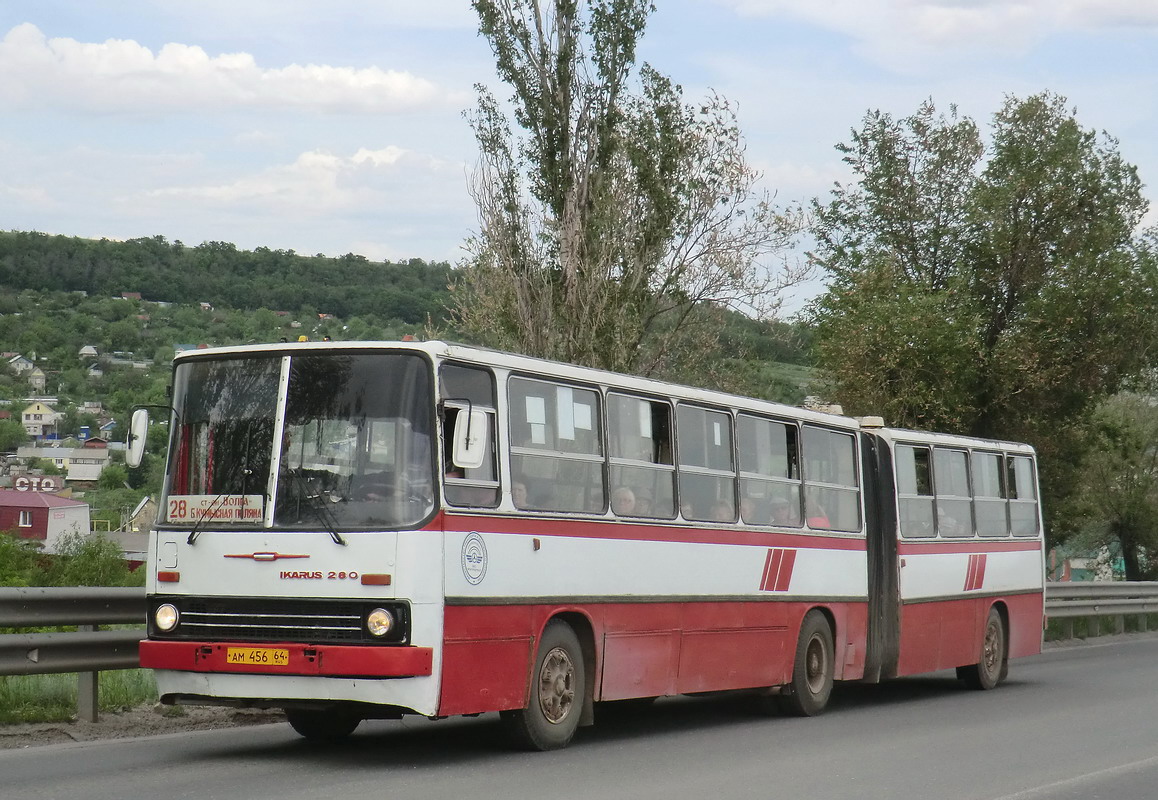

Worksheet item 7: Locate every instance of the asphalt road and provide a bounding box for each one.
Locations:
[5,636,1158,800]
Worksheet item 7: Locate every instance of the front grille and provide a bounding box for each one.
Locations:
[149,596,409,645]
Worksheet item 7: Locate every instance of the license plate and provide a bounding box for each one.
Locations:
[226,647,289,666]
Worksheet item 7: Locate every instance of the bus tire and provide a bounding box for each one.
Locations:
[502,620,586,751]
[286,708,361,741]
[958,606,1006,690]
[779,610,834,717]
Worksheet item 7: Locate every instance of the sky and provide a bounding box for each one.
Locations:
[3,1,1158,313]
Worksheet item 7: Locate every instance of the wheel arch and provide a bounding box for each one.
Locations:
[804,604,842,679]
[545,610,597,726]
[989,600,1011,681]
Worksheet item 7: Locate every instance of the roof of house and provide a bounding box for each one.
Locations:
[0,489,86,509]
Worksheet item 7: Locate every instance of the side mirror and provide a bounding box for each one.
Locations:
[451,409,488,471]
[126,408,149,468]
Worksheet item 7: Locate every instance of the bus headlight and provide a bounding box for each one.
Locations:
[155,603,179,632]
[366,608,395,638]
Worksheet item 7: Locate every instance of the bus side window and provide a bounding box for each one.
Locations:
[1007,455,1039,536]
[440,364,499,508]
[508,377,605,513]
[676,405,736,523]
[608,393,675,519]
[896,444,934,538]
[972,451,1009,536]
[736,414,801,527]
[933,447,973,537]
[802,426,860,532]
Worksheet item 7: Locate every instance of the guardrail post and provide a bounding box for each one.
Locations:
[1114,615,1125,635]
[77,624,98,723]
[1141,615,1149,633]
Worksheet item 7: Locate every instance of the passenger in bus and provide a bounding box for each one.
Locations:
[445,467,495,506]
[740,496,763,524]
[711,501,734,522]
[770,498,800,526]
[511,480,529,508]
[937,505,966,536]
[634,492,653,516]
[807,504,832,529]
[611,487,637,516]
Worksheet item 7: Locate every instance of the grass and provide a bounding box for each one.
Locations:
[0,669,158,724]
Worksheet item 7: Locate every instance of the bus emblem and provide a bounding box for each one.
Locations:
[461,532,488,585]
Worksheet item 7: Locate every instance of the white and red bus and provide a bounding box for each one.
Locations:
[130,340,1044,749]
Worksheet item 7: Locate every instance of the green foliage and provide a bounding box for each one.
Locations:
[98,463,129,491]
[810,93,1158,543]
[26,458,64,476]
[0,418,28,451]
[0,529,143,588]
[0,670,157,724]
[458,0,807,382]
[1059,393,1158,580]
[37,530,144,588]
[0,533,45,587]
[0,232,454,323]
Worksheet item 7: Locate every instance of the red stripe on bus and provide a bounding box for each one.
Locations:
[898,540,1041,556]
[775,549,797,592]
[760,548,777,591]
[973,554,987,590]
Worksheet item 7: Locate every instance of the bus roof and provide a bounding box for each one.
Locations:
[173,339,862,431]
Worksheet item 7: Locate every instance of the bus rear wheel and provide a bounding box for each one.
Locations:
[286,708,361,742]
[502,620,585,751]
[779,610,834,717]
[958,606,1006,690]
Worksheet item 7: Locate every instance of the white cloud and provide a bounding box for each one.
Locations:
[143,145,463,216]
[0,23,459,113]
[721,0,1158,72]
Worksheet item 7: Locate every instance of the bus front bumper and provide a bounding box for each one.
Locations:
[140,640,433,678]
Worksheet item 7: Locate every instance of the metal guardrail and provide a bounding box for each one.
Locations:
[1043,580,1158,636]
[3,582,1157,723]
[0,587,145,722]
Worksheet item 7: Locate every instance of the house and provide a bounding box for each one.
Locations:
[17,442,112,482]
[6,353,33,374]
[78,345,99,359]
[21,401,60,438]
[28,367,47,393]
[0,488,90,553]
[120,292,142,301]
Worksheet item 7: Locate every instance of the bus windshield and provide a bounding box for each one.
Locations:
[162,351,435,530]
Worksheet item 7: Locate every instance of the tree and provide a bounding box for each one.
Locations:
[454,0,806,380]
[1065,393,1158,580]
[0,418,28,452]
[811,92,1155,445]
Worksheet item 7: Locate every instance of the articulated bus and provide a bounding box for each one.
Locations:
[130,340,1045,750]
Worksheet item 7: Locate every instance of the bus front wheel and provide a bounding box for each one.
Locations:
[502,620,586,751]
[958,606,1006,690]
[779,610,835,717]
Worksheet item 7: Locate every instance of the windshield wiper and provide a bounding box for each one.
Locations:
[187,493,229,545]
[285,469,347,546]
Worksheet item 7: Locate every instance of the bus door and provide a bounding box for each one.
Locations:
[860,431,900,682]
